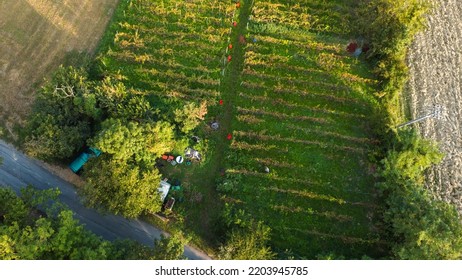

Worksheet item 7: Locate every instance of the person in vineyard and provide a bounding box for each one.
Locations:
[239,35,246,44]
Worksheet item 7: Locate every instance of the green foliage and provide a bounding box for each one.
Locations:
[152,232,189,260]
[316,252,345,260]
[24,66,98,160]
[0,187,178,260]
[0,188,29,226]
[366,0,431,60]
[0,187,113,259]
[216,173,243,194]
[215,0,384,259]
[385,186,462,259]
[115,95,154,120]
[218,220,275,260]
[174,101,208,134]
[91,118,143,161]
[357,0,462,260]
[82,156,163,218]
[95,77,129,107]
[362,0,431,123]
[95,78,157,121]
[380,129,443,184]
[90,118,174,167]
[377,129,462,259]
[110,239,154,260]
[218,205,274,260]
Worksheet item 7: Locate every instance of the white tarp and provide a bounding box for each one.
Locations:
[158,180,171,202]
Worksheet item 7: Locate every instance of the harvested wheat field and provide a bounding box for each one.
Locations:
[0,0,118,138]
[406,0,462,211]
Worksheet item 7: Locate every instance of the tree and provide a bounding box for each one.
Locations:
[95,78,156,121]
[24,66,99,160]
[90,118,174,168]
[1,187,191,260]
[95,77,129,111]
[385,186,462,259]
[82,156,163,218]
[152,232,189,260]
[219,221,275,260]
[0,187,29,226]
[0,235,17,260]
[90,118,143,161]
[0,187,113,260]
[174,101,208,134]
[378,129,462,259]
[110,239,154,260]
[381,129,443,185]
[141,121,175,162]
[365,0,431,59]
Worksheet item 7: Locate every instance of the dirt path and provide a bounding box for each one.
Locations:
[0,0,118,138]
[405,0,462,211]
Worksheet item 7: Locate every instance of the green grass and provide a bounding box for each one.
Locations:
[94,0,388,258]
[92,0,237,253]
[218,0,387,258]
[94,0,230,106]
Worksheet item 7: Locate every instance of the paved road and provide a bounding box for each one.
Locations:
[0,140,211,260]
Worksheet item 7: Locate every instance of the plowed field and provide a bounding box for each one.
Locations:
[406,0,462,210]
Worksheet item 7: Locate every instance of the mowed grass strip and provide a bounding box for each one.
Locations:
[220,0,384,258]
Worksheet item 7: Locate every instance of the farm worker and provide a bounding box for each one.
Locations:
[346,42,358,53]
[227,55,232,62]
[228,43,233,49]
[227,133,232,140]
[233,21,237,27]
[239,35,246,44]
[219,99,224,105]
[236,2,240,8]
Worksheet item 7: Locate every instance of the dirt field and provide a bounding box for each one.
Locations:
[406,0,462,211]
[0,0,118,138]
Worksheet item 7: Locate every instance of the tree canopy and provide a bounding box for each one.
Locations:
[174,101,207,134]
[0,187,113,259]
[218,220,274,260]
[0,186,193,260]
[379,129,462,260]
[24,66,99,160]
[90,118,174,167]
[152,232,189,260]
[82,156,163,218]
[218,206,274,260]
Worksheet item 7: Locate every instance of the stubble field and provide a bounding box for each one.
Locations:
[0,0,119,139]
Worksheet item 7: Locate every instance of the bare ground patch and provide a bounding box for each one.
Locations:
[405,0,462,210]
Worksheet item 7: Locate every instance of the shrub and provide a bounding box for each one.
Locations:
[380,129,443,185]
[377,129,462,259]
[174,101,208,134]
[361,0,431,124]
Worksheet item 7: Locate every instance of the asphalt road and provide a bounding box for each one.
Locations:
[0,140,211,260]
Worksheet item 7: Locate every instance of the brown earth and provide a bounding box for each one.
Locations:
[0,0,119,138]
[406,0,462,211]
